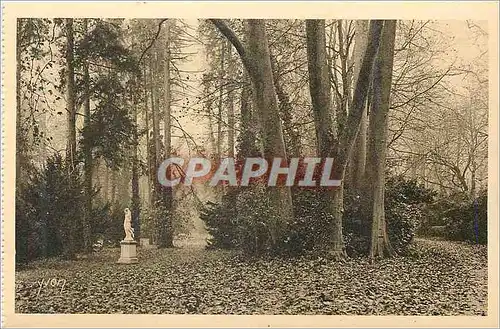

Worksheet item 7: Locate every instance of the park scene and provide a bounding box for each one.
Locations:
[15,18,488,315]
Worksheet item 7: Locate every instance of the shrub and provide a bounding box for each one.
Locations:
[16,154,84,263]
[201,186,289,255]
[442,190,487,244]
[287,188,333,255]
[201,176,437,257]
[201,187,335,256]
[343,176,436,256]
[384,176,436,254]
[200,190,238,249]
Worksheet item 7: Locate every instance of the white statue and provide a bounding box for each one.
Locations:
[123,208,135,241]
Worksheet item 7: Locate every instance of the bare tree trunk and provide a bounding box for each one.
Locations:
[65,18,77,170]
[202,75,217,157]
[306,19,345,257]
[238,79,257,158]
[82,18,93,253]
[337,20,350,118]
[64,18,77,259]
[227,40,235,158]
[367,20,397,259]
[247,20,294,250]
[306,19,384,257]
[144,67,153,207]
[217,41,225,158]
[211,19,294,251]
[349,20,369,191]
[271,55,301,157]
[131,87,141,241]
[16,19,25,187]
[159,20,174,248]
[150,53,160,201]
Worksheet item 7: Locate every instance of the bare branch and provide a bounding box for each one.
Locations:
[209,19,254,74]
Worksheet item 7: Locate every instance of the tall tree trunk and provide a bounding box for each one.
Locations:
[349,20,369,192]
[306,19,384,258]
[16,19,25,187]
[82,18,93,253]
[367,20,397,259]
[144,67,153,207]
[159,20,174,248]
[64,18,77,259]
[306,20,335,159]
[217,41,225,158]
[306,19,345,257]
[238,80,257,159]
[211,19,294,251]
[245,20,293,250]
[131,88,141,241]
[65,18,77,169]
[270,55,301,157]
[227,40,235,158]
[202,75,217,157]
[150,53,160,201]
[150,48,162,245]
[337,20,350,119]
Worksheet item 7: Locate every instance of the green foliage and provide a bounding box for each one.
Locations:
[89,200,123,246]
[80,98,136,169]
[343,176,437,256]
[201,186,286,255]
[76,20,139,74]
[201,187,335,256]
[16,154,84,263]
[440,190,487,244]
[385,176,437,254]
[200,196,236,249]
[287,189,333,255]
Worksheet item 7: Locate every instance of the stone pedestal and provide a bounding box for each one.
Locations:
[117,240,138,264]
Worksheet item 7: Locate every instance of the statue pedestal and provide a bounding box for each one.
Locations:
[117,240,138,264]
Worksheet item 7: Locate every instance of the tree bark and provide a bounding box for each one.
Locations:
[144,67,153,207]
[271,55,301,157]
[227,40,236,158]
[245,20,293,249]
[211,19,294,251]
[217,41,225,158]
[366,20,397,259]
[65,18,77,169]
[16,19,25,188]
[159,20,174,248]
[306,20,335,159]
[306,19,345,257]
[238,79,257,159]
[150,52,160,201]
[64,18,77,259]
[306,19,384,257]
[82,18,93,253]
[349,20,370,192]
[131,87,141,241]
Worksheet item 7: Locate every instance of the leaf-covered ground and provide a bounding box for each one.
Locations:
[15,238,487,315]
